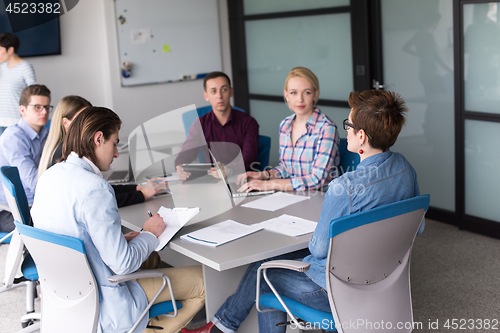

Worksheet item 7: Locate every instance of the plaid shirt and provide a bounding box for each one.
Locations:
[273,108,339,191]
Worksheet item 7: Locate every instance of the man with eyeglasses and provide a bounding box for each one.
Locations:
[0,84,51,233]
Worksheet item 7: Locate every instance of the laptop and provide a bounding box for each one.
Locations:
[107,156,134,184]
[107,134,136,184]
[208,150,275,198]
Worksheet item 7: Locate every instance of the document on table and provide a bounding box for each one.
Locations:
[155,206,200,251]
[241,192,310,211]
[253,214,318,237]
[180,220,263,247]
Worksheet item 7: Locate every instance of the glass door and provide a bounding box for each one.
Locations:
[378,0,456,213]
[228,0,371,167]
[462,2,500,225]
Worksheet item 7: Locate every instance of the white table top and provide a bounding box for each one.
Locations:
[119,179,325,272]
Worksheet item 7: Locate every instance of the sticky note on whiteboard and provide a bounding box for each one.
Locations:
[163,45,171,53]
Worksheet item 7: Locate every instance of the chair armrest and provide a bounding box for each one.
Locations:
[108,269,164,284]
[259,260,310,272]
[255,259,310,329]
[109,269,180,333]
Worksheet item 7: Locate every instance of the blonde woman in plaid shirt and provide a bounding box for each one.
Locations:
[237,67,340,192]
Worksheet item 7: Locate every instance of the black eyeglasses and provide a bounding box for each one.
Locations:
[25,104,54,113]
[343,119,372,140]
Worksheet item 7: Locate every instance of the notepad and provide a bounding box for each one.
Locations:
[180,220,263,247]
[253,214,318,237]
[155,206,200,251]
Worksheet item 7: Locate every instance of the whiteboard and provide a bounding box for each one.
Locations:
[114,0,222,86]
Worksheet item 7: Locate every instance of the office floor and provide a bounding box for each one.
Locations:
[1,219,499,333]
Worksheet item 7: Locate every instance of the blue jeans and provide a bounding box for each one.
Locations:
[212,249,331,333]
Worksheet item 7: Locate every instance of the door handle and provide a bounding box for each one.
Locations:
[372,80,384,90]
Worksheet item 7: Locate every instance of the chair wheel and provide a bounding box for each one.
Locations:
[21,319,34,328]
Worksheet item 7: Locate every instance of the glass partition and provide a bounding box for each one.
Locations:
[243,0,349,15]
[463,3,500,114]
[129,105,194,181]
[245,13,353,100]
[464,120,500,222]
[128,106,248,216]
[381,0,455,211]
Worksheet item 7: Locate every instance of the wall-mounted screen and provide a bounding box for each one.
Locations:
[0,3,61,57]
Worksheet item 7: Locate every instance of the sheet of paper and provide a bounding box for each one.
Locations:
[130,28,151,44]
[241,192,310,212]
[180,220,262,247]
[165,173,180,182]
[253,214,317,237]
[155,206,200,251]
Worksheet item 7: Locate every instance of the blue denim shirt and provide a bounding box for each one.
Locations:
[0,118,48,207]
[303,150,422,290]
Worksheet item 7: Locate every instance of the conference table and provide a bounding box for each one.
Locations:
[118,173,326,332]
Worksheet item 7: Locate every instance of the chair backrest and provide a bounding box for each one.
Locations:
[338,138,359,176]
[0,166,32,289]
[181,106,271,171]
[15,221,100,333]
[326,194,430,333]
[0,166,31,225]
[256,135,271,171]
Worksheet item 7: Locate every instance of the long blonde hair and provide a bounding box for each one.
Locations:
[38,96,92,178]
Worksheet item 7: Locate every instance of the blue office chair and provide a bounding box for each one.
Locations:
[181,106,271,171]
[0,166,39,328]
[256,194,430,332]
[15,221,183,333]
[338,138,359,176]
[44,118,51,130]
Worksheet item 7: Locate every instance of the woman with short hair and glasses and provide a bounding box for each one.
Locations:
[182,89,423,333]
[307,90,423,289]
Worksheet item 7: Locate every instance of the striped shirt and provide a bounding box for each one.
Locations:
[0,61,36,126]
[273,108,340,191]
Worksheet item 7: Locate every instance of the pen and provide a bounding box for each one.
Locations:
[141,211,153,232]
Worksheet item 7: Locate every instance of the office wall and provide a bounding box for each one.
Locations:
[26,0,232,141]
[27,0,112,109]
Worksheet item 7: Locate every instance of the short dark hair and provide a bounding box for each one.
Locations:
[0,33,20,54]
[203,71,231,91]
[348,90,408,151]
[62,107,122,165]
[19,84,51,106]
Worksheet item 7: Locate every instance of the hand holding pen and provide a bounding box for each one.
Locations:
[137,178,168,201]
[143,210,165,237]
